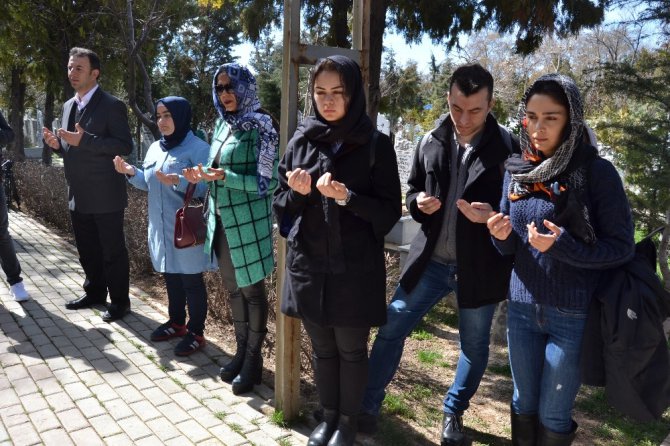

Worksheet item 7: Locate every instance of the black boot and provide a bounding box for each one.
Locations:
[327,414,357,446]
[220,290,248,383]
[231,329,265,395]
[441,412,465,446]
[511,408,538,446]
[220,321,248,382]
[537,421,577,446]
[231,282,268,395]
[308,408,338,446]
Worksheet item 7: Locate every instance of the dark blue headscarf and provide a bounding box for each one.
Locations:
[157,96,192,151]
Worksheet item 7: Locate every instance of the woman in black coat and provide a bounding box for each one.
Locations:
[273,55,401,446]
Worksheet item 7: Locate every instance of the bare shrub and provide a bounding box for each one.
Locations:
[14,159,402,392]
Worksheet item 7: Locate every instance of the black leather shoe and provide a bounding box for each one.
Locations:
[101,303,130,322]
[441,413,465,446]
[65,294,106,310]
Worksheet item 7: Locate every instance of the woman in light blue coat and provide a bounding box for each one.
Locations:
[113,96,215,356]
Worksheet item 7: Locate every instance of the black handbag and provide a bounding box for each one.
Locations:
[174,183,207,248]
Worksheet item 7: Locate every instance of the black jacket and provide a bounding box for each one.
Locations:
[273,129,402,327]
[400,114,516,308]
[57,87,133,213]
[0,111,14,148]
[581,237,670,421]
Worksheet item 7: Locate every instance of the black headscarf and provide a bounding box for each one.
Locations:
[300,55,374,145]
[157,96,192,151]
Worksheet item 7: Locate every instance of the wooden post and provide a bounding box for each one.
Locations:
[274,0,303,421]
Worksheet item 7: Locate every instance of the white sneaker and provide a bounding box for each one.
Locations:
[10,282,30,302]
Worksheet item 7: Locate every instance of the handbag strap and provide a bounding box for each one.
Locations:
[183,182,197,205]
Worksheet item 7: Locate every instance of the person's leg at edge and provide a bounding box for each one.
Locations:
[440,301,496,445]
[0,185,22,286]
[363,261,456,417]
[536,305,586,442]
[304,319,340,446]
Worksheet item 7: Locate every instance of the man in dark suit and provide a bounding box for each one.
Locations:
[43,47,132,322]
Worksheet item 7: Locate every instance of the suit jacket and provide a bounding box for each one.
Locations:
[58,87,133,213]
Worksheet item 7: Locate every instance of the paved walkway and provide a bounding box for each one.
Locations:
[0,209,311,445]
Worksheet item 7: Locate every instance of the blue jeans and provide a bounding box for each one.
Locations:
[507,301,587,434]
[362,261,496,417]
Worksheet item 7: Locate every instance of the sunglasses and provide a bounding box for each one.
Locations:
[215,83,234,94]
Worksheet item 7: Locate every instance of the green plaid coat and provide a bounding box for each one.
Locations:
[204,120,277,287]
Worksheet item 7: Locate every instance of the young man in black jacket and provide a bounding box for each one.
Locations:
[0,110,30,302]
[361,63,516,446]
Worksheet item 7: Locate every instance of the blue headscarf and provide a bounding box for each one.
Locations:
[157,96,192,151]
[212,63,279,197]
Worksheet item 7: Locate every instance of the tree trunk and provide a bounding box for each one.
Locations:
[8,66,26,161]
[42,88,55,165]
[660,210,670,291]
[328,0,350,48]
[122,0,160,146]
[367,0,389,124]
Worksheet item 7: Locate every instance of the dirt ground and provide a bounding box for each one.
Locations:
[133,254,670,446]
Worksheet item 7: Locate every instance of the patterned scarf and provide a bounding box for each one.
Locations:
[506,74,597,244]
[508,73,585,195]
[212,63,279,197]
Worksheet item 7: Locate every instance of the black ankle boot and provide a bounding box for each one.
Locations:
[231,329,265,395]
[441,412,465,446]
[308,408,338,446]
[537,421,577,446]
[327,414,357,446]
[511,408,538,446]
[220,321,248,382]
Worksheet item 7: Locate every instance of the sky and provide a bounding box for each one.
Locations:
[230,4,653,75]
[231,29,449,74]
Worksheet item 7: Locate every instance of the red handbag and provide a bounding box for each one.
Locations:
[174,183,207,249]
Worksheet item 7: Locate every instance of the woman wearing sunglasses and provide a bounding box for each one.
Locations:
[184,63,279,395]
